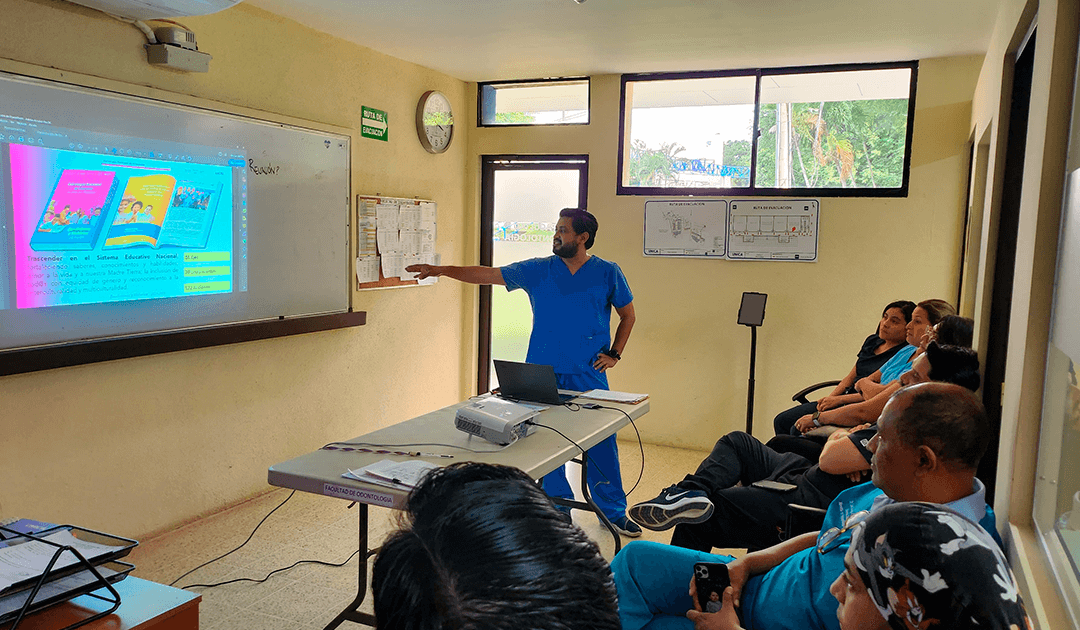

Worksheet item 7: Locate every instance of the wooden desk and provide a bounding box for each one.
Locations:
[268,394,649,630]
[1,578,199,630]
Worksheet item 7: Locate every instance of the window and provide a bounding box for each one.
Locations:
[478,78,589,126]
[618,62,917,197]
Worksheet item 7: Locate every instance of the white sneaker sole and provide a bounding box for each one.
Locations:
[628,498,715,531]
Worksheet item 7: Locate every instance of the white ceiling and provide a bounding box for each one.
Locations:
[244,0,1000,83]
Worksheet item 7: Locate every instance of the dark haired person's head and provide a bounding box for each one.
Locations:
[905,299,956,347]
[557,208,598,250]
[832,502,1031,630]
[372,462,620,630]
[901,341,981,392]
[878,300,916,344]
[870,382,990,502]
[928,314,974,349]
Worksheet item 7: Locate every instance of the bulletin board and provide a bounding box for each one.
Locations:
[355,194,438,290]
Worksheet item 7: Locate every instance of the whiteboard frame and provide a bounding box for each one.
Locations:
[0,59,361,375]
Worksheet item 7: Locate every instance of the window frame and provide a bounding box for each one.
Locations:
[616,60,919,197]
[476,77,591,128]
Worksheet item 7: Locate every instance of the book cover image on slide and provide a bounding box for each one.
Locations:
[103,174,222,250]
[28,169,119,251]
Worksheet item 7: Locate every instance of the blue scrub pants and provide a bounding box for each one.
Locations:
[610,541,736,630]
[543,370,628,521]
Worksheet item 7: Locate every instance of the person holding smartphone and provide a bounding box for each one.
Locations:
[613,382,1001,630]
[690,502,1031,630]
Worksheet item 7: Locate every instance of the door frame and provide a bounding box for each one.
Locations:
[478,154,589,393]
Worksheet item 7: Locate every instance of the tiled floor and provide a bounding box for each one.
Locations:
[126,440,715,630]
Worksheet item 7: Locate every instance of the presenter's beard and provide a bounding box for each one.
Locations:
[553,240,579,258]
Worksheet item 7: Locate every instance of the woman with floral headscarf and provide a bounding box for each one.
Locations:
[697,501,1032,630]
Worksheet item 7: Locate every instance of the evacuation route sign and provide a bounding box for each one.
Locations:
[361,106,388,141]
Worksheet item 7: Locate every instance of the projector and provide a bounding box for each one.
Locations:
[455,397,539,445]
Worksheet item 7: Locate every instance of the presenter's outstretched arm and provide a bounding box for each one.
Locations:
[594,302,636,373]
[406,264,505,285]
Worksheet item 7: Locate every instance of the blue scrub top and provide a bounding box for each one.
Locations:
[879,345,918,384]
[740,481,998,630]
[501,255,633,375]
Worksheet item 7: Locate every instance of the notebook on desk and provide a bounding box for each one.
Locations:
[492,360,577,405]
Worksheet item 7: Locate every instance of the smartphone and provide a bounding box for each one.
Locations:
[693,562,730,612]
[750,479,798,492]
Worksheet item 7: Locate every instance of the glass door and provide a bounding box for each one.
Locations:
[478,155,588,392]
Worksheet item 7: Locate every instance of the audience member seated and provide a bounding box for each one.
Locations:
[771,316,975,462]
[372,462,620,630]
[628,423,875,551]
[845,299,957,403]
[789,299,955,435]
[627,344,982,554]
[698,502,1032,630]
[920,313,974,350]
[611,382,998,630]
[772,300,915,437]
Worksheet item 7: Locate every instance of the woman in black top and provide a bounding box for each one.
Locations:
[769,301,915,454]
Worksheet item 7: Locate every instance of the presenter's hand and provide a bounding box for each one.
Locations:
[405,264,440,279]
[593,354,618,373]
[686,588,742,630]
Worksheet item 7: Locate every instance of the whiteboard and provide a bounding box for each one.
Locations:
[0,70,350,352]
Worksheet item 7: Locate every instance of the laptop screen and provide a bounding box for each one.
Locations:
[492,360,575,405]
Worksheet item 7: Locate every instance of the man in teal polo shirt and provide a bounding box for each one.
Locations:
[611,382,999,630]
[406,207,639,535]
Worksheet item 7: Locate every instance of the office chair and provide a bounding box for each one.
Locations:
[790,380,842,405]
[783,503,828,540]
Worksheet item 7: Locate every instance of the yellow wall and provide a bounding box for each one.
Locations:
[469,57,983,448]
[0,0,1001,561]
[0,0,473,538]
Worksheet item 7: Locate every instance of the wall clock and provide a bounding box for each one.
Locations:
[416,90,454,154]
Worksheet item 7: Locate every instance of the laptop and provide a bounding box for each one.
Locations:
[492,360,577,405]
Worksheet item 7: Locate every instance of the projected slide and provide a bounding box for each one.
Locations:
[8,144,234,309]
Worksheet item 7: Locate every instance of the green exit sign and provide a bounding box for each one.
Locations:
[361,106,388,141]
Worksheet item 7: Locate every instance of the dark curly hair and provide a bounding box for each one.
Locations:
[372,462,620,630]
[559,208,598,249]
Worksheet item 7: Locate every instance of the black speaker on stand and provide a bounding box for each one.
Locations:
[738,292,768,434]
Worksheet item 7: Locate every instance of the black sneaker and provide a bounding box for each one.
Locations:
[628,485,714,531]
[609,515,643,537]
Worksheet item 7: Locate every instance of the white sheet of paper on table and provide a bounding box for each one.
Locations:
[343,459,439,489]
[0,530,126,594]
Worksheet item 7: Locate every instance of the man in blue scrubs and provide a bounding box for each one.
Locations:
[406,208,640,535]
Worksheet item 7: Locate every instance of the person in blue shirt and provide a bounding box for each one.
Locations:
[406,207,640,536]
[703,502,1031,630]
[611,382,1000,630]
[789,299,956,435]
